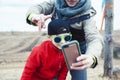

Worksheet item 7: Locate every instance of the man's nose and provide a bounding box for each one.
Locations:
[68,0,75,1]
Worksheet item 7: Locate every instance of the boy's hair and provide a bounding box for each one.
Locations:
[48,19,70,35]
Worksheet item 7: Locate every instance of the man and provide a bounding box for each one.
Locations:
[26,0,103,80]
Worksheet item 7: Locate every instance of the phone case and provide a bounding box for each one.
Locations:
[61,40,81,70]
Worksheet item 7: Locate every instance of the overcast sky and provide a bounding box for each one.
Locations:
[0,0,120,31]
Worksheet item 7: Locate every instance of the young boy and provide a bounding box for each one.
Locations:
[20,19,72,80]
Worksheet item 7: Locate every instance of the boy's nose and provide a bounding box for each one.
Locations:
[60,39,66,44]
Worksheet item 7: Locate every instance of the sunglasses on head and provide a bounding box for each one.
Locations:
[51,34,72,43]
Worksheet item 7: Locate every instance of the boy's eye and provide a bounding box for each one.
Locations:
[54,37,61,43]
[52,35,72,43]
[65,35,72,41]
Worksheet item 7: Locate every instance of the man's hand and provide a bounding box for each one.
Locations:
[31,14,52,31]
[70,55,94,70]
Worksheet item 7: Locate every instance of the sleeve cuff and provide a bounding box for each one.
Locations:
[28,13,38,21]
[27,13,38,26]
[89,55,98,68]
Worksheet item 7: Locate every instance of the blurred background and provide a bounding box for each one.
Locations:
[0,0,48,31]
[0,0,120,32]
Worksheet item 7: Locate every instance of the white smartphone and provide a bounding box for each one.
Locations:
[61,40,81,70]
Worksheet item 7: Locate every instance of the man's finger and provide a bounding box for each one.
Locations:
[37,21,42,31]
[44,15,52,21]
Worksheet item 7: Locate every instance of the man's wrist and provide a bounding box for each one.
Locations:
[28,13,37,21]
[89,55,98,68]
[27,13,38,26]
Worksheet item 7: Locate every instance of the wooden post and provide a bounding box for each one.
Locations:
[103,0,114,78]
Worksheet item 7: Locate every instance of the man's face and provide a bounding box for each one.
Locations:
[65,0,80,7]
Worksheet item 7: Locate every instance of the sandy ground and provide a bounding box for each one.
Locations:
[0,31,120,80]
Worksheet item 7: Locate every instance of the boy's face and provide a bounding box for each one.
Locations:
[65,0,80,7]
[50,33,72,49]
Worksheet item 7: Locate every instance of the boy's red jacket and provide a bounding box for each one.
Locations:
[21,40,68,80]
